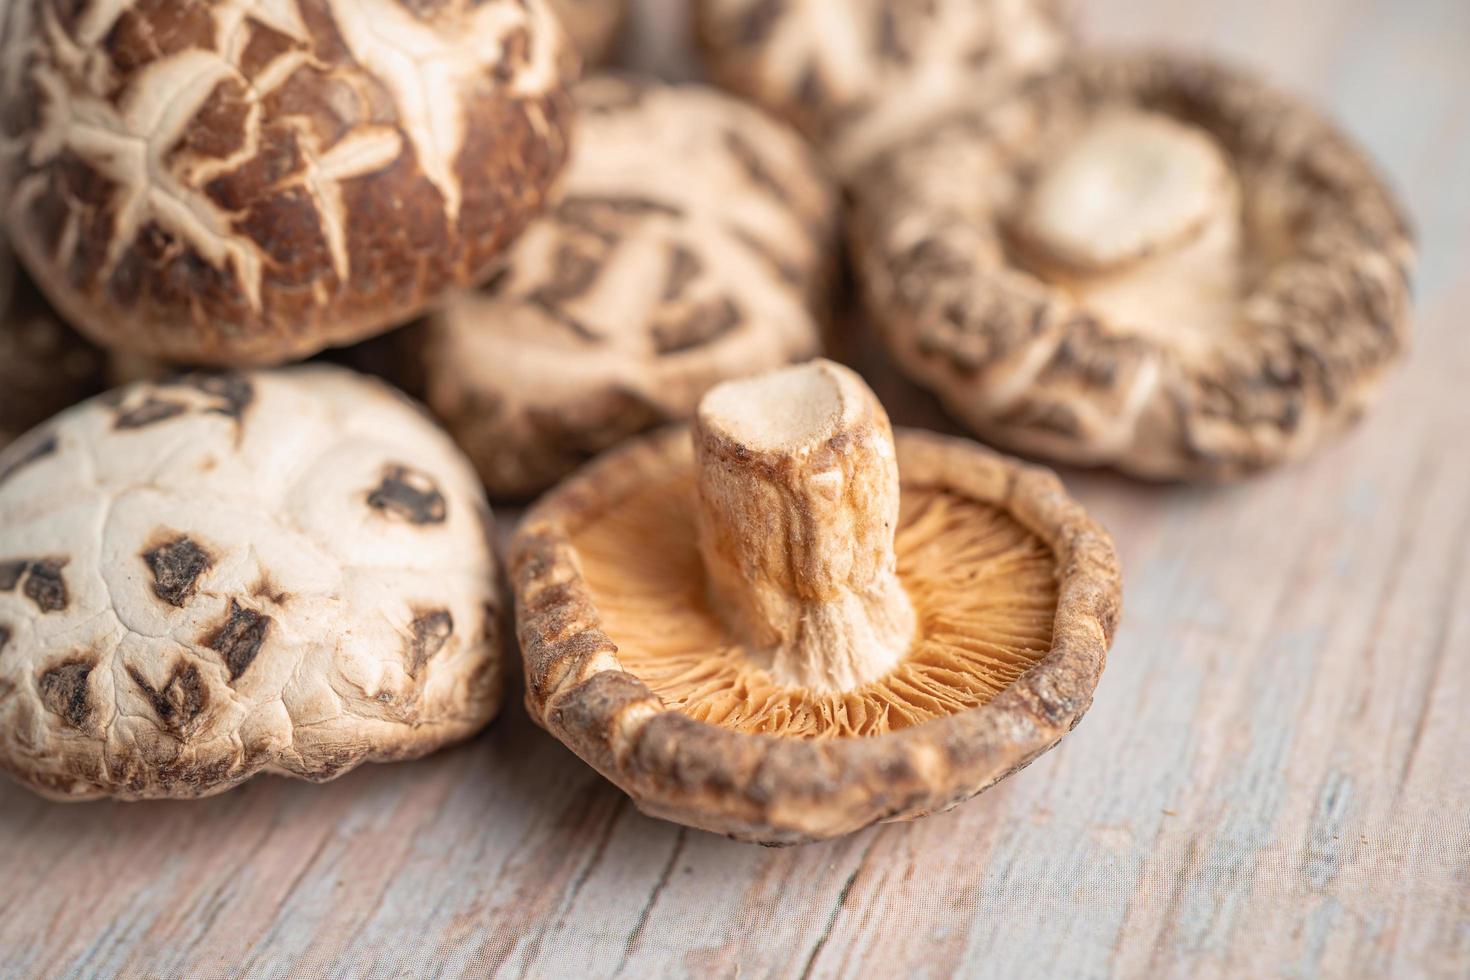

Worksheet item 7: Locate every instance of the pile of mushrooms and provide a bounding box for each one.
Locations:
[0,0,1413,843]
[696,2,1415,480]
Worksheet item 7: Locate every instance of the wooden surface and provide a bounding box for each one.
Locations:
[4,1,1469,976]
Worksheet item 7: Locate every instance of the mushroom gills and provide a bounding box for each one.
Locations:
[570,361,1060,739]
[1015,109,1247,364]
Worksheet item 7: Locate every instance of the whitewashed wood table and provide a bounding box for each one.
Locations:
[3,1,1468,976]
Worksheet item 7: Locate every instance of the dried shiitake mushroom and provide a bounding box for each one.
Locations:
[0,244,106,451]
[0,0,575,366]
[852,51,1416,479]
[548,0,628,66]
[693,0,1072,176]
[420,75,836,499]
[513,359,1120,844]
[0,367,503,799]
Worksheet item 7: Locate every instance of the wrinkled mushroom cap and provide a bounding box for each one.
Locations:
[512,420,1119,844]
[0,0,575,365]
[547,0,628,65]
[0,244,106,453]
[0,366,503,800]
[420,75,836,499]
[694,0,1072,176]
[852,50,1415,479]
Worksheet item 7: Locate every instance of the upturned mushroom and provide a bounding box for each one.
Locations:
[852,51,1416,478]
[0,366,503,799]
[0,0,576,366]
[693,0,1072,177]
[419,75,836,499]
[548,0,628,66]
[513,359,1120,844]
[0,243,106,452]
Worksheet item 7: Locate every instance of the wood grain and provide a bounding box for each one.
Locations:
[2,0,1467,976]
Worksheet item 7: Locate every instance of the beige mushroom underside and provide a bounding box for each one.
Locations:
[852,50,1415,479]
[563,360,1058,739]
[574,469,1058,738]
[513,424,1119,843]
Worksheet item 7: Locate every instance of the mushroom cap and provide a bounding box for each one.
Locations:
[420,75,837,499]
[0,244,106,452]
[0,0,576,366]
[693,0,1072,176]
[511,426,1119,844]
[547,0,628,66]
[852,50,1416,479]
[0,366,503,800]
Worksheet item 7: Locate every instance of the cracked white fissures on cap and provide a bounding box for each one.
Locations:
[0,0,576,366]
[419,75,837,499]
[694,0,1072,177]
[0,366,504,800]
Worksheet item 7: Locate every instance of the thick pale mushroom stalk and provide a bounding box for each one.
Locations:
[693,360,916,693]
[1017,109,1244,352]
[1021,109,1240,273]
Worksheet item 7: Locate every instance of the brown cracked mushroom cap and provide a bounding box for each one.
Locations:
[547,0,628,66]
[0,366,503,800]
[0,243,107,453]
[851,50,1416,480]
[0,0,576,366]
[419,75,837,499]
[693,0,1072,177]
[512,359,1120,844]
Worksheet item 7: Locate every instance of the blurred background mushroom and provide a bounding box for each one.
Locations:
[548,0,630,66]
[850,51,1415,478]
[693,0,1074,178]
[412,75,837,499]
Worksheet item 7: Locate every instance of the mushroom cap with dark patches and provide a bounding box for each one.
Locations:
[510,426,1120,844]
[418,75,838,499]
[694,0,1073,177]
[0,366,504,801]
[0,0,576,366]
[850,50,1416,479]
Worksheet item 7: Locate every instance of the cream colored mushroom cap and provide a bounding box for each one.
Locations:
[421,76,836,499]
[0,366,503,800]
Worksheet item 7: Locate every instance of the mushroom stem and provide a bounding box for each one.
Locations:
[693,359,916,693]
[1018,108,1240,278]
